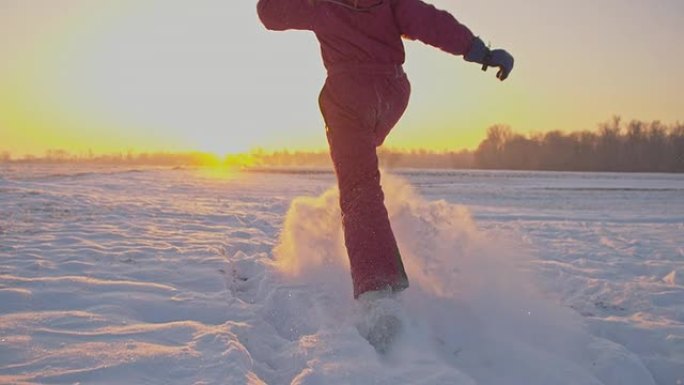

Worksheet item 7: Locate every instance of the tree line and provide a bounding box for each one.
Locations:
[2,118,682,172]
[474,118,683,172]
[0,150,223,167]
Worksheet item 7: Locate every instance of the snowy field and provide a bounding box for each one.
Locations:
[0,164,682,385]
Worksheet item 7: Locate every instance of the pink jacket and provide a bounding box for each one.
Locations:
[257,0,475,73]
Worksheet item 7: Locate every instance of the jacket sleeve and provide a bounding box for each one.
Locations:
[392,0,475,56]
[257,0,316,31]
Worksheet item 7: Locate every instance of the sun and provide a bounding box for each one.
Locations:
[194,139,246,159]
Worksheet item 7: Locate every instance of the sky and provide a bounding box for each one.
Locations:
[1,0,682,156]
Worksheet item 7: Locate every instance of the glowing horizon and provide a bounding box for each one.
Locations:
[1,0,683,157]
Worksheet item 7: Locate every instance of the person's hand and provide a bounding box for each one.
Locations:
[464,37,514,81]
[484,49,514,81]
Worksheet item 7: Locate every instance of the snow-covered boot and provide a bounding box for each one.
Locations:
[355,287,405,354]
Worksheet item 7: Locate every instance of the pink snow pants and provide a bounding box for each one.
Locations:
[319,64,410,298]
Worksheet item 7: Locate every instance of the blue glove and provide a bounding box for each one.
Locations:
[464,37,514,81]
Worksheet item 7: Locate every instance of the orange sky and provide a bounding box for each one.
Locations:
[1,0,682,156]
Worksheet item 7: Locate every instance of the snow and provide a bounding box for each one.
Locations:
[0,164,682,384]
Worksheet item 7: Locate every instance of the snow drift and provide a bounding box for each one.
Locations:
[3,165,678,384]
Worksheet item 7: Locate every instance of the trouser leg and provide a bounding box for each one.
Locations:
[319,73,410,298]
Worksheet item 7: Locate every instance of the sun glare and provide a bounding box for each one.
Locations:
[189,151,260,180]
